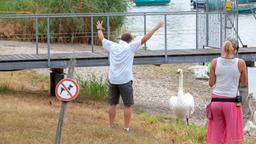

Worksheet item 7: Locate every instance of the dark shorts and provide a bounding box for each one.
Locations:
[108,80,134,107]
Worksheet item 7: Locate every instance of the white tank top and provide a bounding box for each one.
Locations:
[212,57,240,97]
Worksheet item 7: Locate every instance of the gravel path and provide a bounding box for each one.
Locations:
[75,64,211,125]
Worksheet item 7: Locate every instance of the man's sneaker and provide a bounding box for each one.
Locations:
[123,128,132,133]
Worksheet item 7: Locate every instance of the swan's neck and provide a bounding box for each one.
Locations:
[178,72,183,96]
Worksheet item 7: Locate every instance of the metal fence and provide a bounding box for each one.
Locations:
[196,0,239,48]
[0,10,239,66]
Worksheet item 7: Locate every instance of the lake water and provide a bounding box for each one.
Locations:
[125,0,256,50]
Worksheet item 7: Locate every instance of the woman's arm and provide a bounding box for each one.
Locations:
[238,59,247,87]
[209,59,217,87]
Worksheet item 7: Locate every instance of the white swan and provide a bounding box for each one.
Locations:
[169,68,195,125]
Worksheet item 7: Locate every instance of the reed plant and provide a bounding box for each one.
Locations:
[78,74,108,101]
[0,0,128,43]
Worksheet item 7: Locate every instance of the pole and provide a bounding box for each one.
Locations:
[54,101,67,144]
[196,9,198,49]
[91,16,94,52]
[47,17,51,67]
[164,14,167,62]
[144,13,147,50]
[36,17,39,55]
[54,58,76,144]
[107,16,110,40]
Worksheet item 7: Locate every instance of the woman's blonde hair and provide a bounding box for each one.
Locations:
[223,40,234,56]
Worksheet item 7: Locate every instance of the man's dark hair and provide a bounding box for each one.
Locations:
[121,33,133,43]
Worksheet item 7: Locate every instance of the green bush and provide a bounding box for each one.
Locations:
[78,74,108,101]
[0,83,13,94]
[0,0,128,43]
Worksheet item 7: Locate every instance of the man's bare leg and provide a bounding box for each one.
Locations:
[124,106,132,128]
[109,105,116,127]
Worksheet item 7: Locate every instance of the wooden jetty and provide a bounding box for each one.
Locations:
[0,47,256,71]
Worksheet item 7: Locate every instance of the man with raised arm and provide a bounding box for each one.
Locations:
[96,20,163,132]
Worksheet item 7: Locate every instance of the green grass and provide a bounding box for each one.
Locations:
[0,82,14,94]
[139,112,165,124]
[160,119,207,143]
[77,74,108,101]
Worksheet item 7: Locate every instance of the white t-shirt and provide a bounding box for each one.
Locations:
[102,38,141,84]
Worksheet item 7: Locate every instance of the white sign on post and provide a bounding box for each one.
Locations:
[55,78,79,101]
[248,67,256,99]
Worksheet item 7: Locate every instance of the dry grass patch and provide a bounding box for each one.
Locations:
[0,70,254,144]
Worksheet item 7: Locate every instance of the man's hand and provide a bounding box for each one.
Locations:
[96,20,104,41]
[96,20,104,30]
[154,21,164,30]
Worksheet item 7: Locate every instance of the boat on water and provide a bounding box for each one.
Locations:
[191,0,256,13]
[239,0,256,13]
[134,0,171,6]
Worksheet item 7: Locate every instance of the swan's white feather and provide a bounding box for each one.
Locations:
[168,69,195,122]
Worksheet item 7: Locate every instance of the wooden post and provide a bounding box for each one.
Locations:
[54,58,76,144]
[54,101,67,144]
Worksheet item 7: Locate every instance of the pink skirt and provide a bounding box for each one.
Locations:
[207,94,244,144]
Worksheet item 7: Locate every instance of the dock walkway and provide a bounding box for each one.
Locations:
[1,47,255,71]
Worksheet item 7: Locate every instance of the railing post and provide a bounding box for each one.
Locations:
[107,16,110,65]
[36,17,39,55]
[47,17,51,67]
[224,13,227,39]
[91,16,94,52]
[107,16,110,40]
[196,10,198,49]
[164,14,167,62]
[206,12,209,47]
[220,12,223,48]
[144,13,147,50]
[235,0,239,42]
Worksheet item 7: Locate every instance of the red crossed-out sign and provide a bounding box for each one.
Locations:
[55,78,79,102]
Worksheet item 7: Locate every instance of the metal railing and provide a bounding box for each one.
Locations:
[0,11,239,67]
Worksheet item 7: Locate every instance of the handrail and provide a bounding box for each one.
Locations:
[0,10,240,68]
[0,11,234,19]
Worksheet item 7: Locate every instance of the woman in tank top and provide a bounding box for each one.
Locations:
[207,39,247,144]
